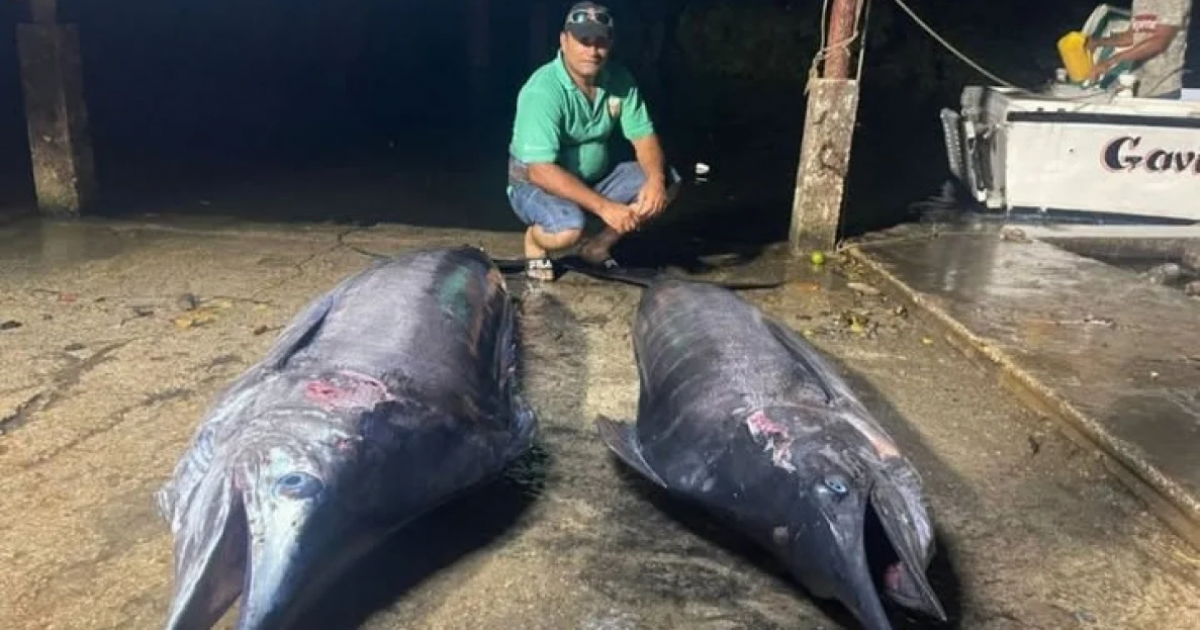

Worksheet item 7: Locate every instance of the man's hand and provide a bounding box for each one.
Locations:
[598,200,640,234]
[1088,58,1117,82]
[630,133,669,219]
[634,177,669,219]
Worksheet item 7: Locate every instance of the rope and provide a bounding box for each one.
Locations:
[801,0,1091,251]
[856,0,872,83]
[806,0,831,91]
[807,0,1152,103]
[888,0,1025,90]
[889,0,1183,101]
[806,0,866,93]
[809,0,1019,91]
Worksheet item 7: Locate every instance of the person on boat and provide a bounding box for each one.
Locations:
[505,2,681,281]
[1085,0,1190,98]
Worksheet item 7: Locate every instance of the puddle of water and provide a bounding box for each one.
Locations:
[1086,254,1197,292]
[0,218,169,270]
[1045,240,1200,296]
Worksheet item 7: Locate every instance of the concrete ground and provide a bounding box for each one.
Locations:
[2,217,1200,630]
[848,221,1200,550]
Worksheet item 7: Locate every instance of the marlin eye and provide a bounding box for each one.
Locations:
[276,472,323,499]
[823,476,848,494]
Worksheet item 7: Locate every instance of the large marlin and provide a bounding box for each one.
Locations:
[595,279,947,630]
[155,246,538,630]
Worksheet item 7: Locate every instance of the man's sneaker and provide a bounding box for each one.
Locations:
[526,257,555,281]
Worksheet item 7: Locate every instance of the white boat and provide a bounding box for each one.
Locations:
[939,4,1200,225]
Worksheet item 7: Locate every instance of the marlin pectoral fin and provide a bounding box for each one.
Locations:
[594,415,668,488]
[562,256,788,290]
[760,315,845,404]
[261,287,340,371]
[492,254,785,290]
[492,257,528,275]
[871,480,948,622]
[559,256,659,287]
[491,255,659,287]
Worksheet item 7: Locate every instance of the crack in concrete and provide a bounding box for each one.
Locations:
[21,386,198,471]
[48,340,132,395]
[0,392,48,436]
[121,294,276,307]
[0,340,132,437]
[10,348,246,469]
[25,289,278,310]
[249,227,363,299]
[203,353,243,371]
[336,227,394,261]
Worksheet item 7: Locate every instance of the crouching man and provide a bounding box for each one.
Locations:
[506,2,681,280]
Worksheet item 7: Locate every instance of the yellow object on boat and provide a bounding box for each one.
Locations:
[1057,30,1094,83]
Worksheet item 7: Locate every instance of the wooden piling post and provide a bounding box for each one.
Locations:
[16,0,97,218]
[789,0,863,253]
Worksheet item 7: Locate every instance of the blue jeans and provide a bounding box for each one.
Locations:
[508,160,682,234]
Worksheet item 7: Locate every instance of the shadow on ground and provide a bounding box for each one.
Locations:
[609,229,771,276]
[295,444,551,629]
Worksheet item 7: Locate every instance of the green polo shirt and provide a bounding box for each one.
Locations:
[508,51,655,189]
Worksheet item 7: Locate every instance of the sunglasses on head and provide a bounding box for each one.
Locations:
[567,9,613,27]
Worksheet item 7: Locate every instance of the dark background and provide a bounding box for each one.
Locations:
[0,0,1195,244]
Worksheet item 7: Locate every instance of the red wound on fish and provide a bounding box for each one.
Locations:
[305,381,341,401]
[747,410,787,438]
[304,371,394,412]
[746,410,797,472]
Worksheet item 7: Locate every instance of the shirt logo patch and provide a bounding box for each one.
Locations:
[1132,13,1160,32]
[607,96,622,119]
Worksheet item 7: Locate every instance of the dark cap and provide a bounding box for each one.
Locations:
[564,2,614,41]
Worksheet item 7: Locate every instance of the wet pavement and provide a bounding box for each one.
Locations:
[2,217,1200,630]
[849,221,1200,551]
[1023,225,1200,297]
